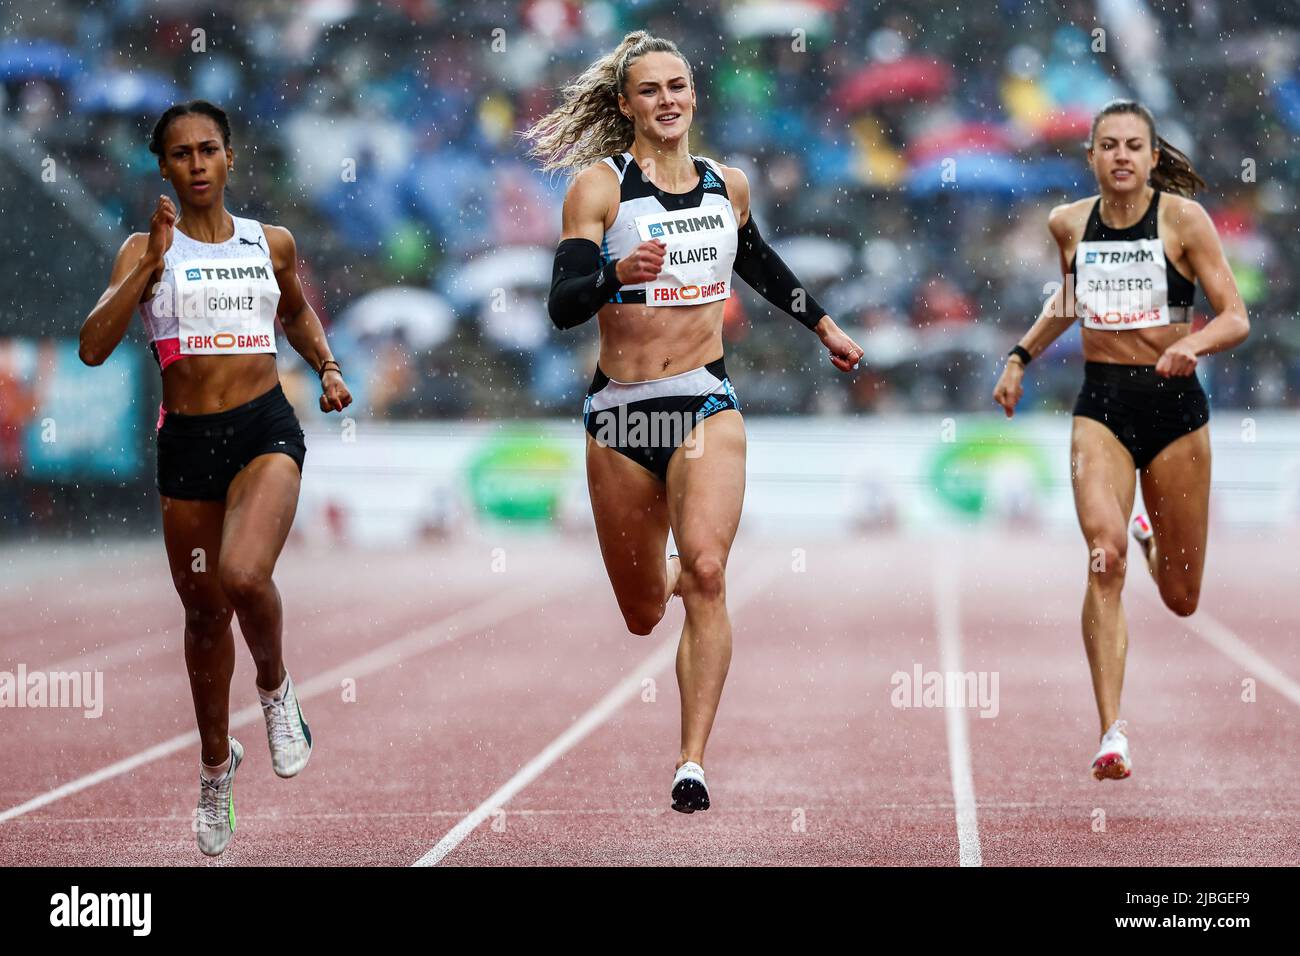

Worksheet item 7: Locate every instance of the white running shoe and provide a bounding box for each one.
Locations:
[1091,719,1132,781]
[196,737,243,857]
[1130,513,1154,557]
[671,761,710,813]
[261,673,312,778]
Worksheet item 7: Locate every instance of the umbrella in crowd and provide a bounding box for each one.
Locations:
[906,122,1018,164]
[0,39,81,82]
[1027,108,1094,146]
[74,68,182,114]
[724,0,833,39]
[831,57,953,112]
[858,323,920,368]
[906,152,1084,198]
[916,322,1006,359]
[824,276,892,317]
[1276,70,1300,135]
[770,236,855,284]
[336,286,456,350]
[443,245,552,305]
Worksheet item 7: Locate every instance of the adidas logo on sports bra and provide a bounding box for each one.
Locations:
[701,169,722,190]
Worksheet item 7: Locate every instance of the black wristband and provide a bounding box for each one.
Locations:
[1008,345,1032,366]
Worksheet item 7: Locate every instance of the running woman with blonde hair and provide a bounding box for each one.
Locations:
[525,31,863,812]
[80,100,352,855]
[993,100,1248,781]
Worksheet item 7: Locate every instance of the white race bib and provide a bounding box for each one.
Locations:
[634,203,737,307]
[1075,238,1169,331]
[175,256,280,355]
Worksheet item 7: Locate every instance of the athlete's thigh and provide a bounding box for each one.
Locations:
[160,495,230,615]
[1139,424,1210,584]
[1070,416,1137,547]
[586,435,671,603]
[665,410,746,564]
[220,453,302,576]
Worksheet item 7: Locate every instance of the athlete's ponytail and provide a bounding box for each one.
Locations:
[1149,135,1205,198]
[1089,99,1206,197]
[521,31,693,177]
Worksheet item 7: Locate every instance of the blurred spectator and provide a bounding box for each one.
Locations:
[0,0,1296,423]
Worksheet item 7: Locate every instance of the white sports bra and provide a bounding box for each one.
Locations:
[598,152,738,307]
[139,214,281,371]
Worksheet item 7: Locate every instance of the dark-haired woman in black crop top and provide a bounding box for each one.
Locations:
[993,100,1249,782]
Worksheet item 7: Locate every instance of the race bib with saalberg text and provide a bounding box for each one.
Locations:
[1075,238,1170,331]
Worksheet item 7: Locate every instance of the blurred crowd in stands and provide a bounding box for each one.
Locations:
[3,0,1299,421]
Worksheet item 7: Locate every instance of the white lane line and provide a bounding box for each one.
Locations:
[1157,603,1300,710]
[933,547,983,868]
[29,563,413,677]
[38,634,172,678]
[412,561,780,867]
[17,559,423,674]
[7,801,1057,826]
[0,541,158,592]
[0,732,199,826]
[0,578,579,825]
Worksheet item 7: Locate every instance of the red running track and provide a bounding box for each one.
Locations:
[0,529,1296,866]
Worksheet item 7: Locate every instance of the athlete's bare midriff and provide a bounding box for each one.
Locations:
[1079,319,1194,367]
[1057,192,1199,367]
[594,299,725,381]
[160,353,280,415]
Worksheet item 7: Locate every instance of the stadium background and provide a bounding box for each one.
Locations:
[1,0,1298,539]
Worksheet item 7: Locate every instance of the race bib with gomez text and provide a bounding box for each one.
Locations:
[174,256,280,354]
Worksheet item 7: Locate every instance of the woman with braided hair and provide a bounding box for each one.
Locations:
[526,31,863,812]
[993,100,1249,781]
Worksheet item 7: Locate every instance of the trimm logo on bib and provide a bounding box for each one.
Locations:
[634,203,738,306]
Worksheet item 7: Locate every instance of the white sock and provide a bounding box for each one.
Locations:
[258,673,289,704]
[201,753,231,781]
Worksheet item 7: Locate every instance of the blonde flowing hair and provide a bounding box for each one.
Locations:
[521,31,693,177]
